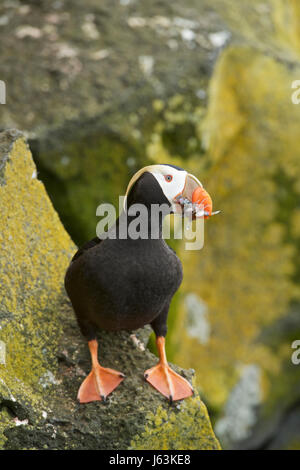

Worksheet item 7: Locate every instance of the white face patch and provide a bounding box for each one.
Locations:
[147,165,188,204]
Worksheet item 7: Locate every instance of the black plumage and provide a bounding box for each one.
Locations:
[65,172,182,339]
[64,170,194,403]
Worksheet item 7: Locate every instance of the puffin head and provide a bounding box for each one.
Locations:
[124,164,209,218]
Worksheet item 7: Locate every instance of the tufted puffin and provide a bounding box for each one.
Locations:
[65,164,215,403]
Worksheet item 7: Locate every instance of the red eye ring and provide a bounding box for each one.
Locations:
[164,175,173,182]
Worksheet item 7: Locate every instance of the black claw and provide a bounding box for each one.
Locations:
[119,373,125,378]
[144,373,148,379]
[169,395,173,404]
[101,395,106,402]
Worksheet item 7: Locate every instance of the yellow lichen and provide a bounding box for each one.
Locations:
[0,133,75,445]
[130,393,221,450]
[273,0,300,56]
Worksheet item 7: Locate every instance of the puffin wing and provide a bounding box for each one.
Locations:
[71,237,102,262]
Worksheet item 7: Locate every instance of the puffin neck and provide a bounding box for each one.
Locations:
[114,207,169,240]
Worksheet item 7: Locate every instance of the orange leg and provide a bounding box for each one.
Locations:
[144,337,193,403]
[78,339,125,403]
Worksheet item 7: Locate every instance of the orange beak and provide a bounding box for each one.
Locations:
[192,187,213,219]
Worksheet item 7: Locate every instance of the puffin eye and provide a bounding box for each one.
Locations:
[164,175,173,182]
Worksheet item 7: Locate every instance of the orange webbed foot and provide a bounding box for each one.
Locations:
[144,363,193,402]
[78,364,125,403]
[144,336,193,402]
[78,339,124,403]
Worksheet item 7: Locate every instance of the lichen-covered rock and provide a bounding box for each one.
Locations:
[0,130,220,450]
[0,129,75,447]
[202,0,300,60]
[130,396,219,450]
